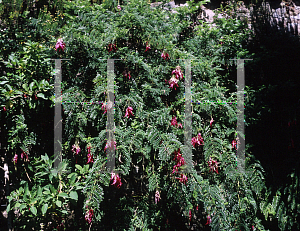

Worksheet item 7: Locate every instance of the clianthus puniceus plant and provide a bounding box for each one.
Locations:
[3,0,291,230]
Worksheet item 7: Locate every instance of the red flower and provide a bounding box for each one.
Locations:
[55,38,66,52]
[72,144,81,155]
[191,133,204,148]
[170,116,178,127]
[104,140,117,152]
[155,190,161,204]
[168,77,179,90]
[34,95,38,100]
[232,140,237,150]
[172,66,183,80]
[172,149,186,174]
[85,209,94,224]
[196,205,198,211]
[108,43,117,52]
[175,174,188,185]
[177,123,183,129]
[189,210,192,221]
[161,51,170,60]
[122,69,131,80]
[205,215,212,225]
[124,106,134,118]
[86,146,94,164]
[20,150,29,161]
[208,157,220,174]
[110,172,122,188]
[3,106,6,112]
[102,101,113,114]
[13,154,18,164]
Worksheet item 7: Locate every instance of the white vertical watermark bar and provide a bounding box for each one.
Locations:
[183,59,193,173]
[231,59,252,172]
[52,59,70,171]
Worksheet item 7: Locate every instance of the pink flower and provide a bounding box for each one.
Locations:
[104,140,117,152]
[232,140,237,150]
[168,77,179,90]
[85,209,94,224]
[208,157,220,174]
[170,116,178,127]
[55,38,66,52]
[172,149,186,173]
[177,123,183,129]
[205,215,212,225]
[110,172,122,188]
[117,5,121,10]
[189,210,192,221]
[191,133,204,148]
[145,42,151,52]
[196,205,198,211]
[20,150,29,161]
[155,190,161,204]
[102,101,113,114]
[86,146,94,164]
[161,51,170,60]
[210,118,214,127]
[175,174,188,185]
[13,154,18,164]
[172,66,183,80]
[122,69,131,80]
[124,106,134,118]
[72,144,81,155]
[3,106,6,112]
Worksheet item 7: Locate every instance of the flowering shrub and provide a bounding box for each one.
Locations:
[2,0,299,230]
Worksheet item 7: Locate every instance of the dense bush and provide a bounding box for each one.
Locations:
[1,0,299,230]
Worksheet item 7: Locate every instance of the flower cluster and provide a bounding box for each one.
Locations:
[208,157,219,174]
[13,154,18,164]
[101,101,113,114]
[122,69,131,80]
[161,51,170,60]
[20,150,29,161]
[86,146,94,164]
[172,66,183,80]
[108,43,117,52]
[72,144,81,155]
[155,190,161,204]
[205,214,212,225]
[55,38,66,52]
[104,140,117,152]
[232,139,237,150]
[191,133,204,148]
[110,172,122,188]
[124,106,134,118]
[145,42,151,52]
[172,149,188,185]
[170,116,182,128]
[85,209,94,224]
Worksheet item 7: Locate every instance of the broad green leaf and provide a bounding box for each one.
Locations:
[37,93,47,99]
[69,191,78,201]
[56,200,62,207]
[58,192,68,198]
[42,204,48,215]
[30,206,37,216]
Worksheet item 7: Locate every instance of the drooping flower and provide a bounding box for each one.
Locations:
[117,5,121,10]
[196,205,198,211]
[13,154,18,164]
[122,69,131,80]
[55,38,66,52]
[208,157,220,174]
[210,117,214,127]
[172,66,183,80]
[110,172,122,188]
[124,106,134,118]
[205,215,212,225]
[85,209,94,224]
[145,42,151,52]
[177,123,183,129]
[172,149,186,174]
[72,144,81,155]
[170,116,178,127]
[104,140,117,152]
[86,146,94,164]
[3,106,6,111]
[232,140,237,150]
[161,51,170,60]
[191,133,204,148]
[20,150,29,161]
[155,190,161,204]
[102,101,113,114]
[107,43,117,52]
[175,174,188,185]
[189,210,192,221]
[168,77,179,90]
